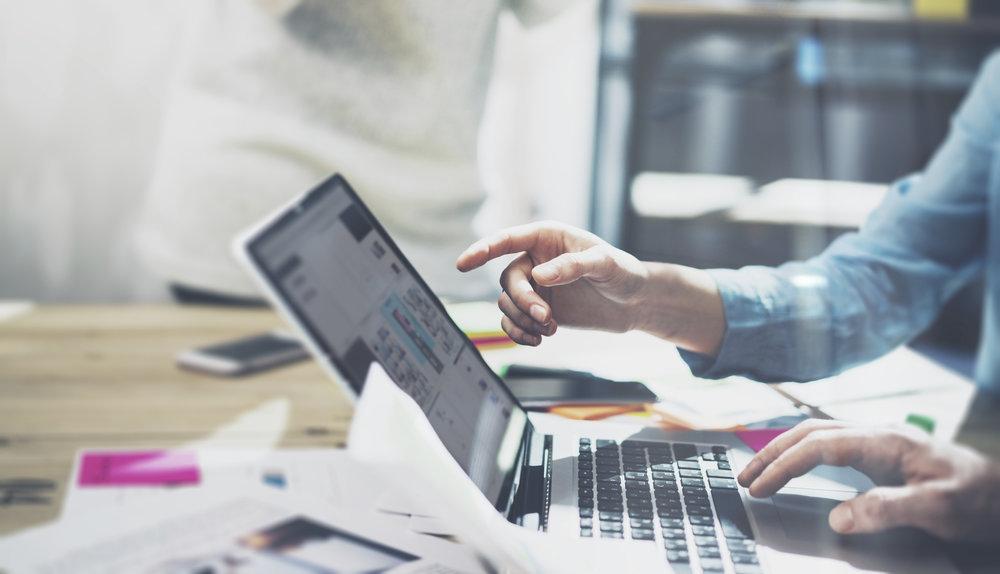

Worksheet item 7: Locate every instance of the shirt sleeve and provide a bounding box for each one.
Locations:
[680,51,1000,383]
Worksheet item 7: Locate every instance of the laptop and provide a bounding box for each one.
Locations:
[234,174,956,574]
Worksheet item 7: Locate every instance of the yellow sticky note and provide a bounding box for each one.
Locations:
[913,0,968,19]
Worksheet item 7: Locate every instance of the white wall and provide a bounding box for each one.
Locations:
[0,0,598,302]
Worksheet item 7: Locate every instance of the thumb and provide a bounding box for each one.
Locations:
[531,246,615,287]
[830,486,920,534]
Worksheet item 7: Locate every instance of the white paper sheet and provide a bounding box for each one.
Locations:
[1,490,483,574]
[777,346,973,408]
[347,363,667,574]
[62,448,389,518]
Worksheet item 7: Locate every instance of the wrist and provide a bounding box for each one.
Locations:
[630,263,725,356]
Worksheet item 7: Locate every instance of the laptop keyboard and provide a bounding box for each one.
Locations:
[577,438,761,574]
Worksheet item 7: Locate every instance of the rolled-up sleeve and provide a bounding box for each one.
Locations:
[679,52,999,383]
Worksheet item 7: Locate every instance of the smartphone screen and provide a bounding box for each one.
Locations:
[178,333,309,376]
[200,333,303,361]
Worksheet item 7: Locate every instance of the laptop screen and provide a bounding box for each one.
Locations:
[246,175,528,505]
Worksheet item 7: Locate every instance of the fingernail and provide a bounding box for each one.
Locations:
[830,507,854,533]
[530,304,548,323]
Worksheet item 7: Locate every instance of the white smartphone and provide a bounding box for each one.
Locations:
[176,331,309,377]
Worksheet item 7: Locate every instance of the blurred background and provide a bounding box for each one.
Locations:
[1,0,997,370]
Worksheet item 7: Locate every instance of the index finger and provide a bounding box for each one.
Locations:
[456,223,543,272]
[738,419,847,486]
[747,429,868,498]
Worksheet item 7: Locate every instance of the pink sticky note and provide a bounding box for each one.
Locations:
[78,450,200,487]
[735,428,791,453]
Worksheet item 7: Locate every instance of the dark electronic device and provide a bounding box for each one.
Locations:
[177,331,309,377]
[502,364,658,408]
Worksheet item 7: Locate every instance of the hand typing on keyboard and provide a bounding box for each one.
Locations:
[738,419,1000,542]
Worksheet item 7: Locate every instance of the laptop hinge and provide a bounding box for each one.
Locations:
[507,433,553,531]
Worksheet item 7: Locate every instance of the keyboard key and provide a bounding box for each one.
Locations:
[650,463,674,472]
[677,460,701,470]
[731,552,759,565]
[715,453,728,463]
[673,443,697,459]
[665,550,690,563]
[681,478,704,488]
[712,490,755,540]
[683,494,708,505]
[599,521,622,532]
[711,445,727,454]
[700,557,725,572]
[688,515,713,525]
[596,439,617,448]
[578,498,594,508]
[728,539,756,553]
[708,478,737,490]
[651,471,674,480]
[580,517,593,528]
[624,471,647,481]
[659,517,683,529]
[717,462,732,471]
[658,508,684,519]
[597,502,623,512]
[691,525,716,536]
[599,511,622,521]
[702,452,717,461]
[579,507,593,518]
[694,535,718,547]
[601,531,623,539]
[628,508,654,519]
[623,463,646,472]
[631,528,655,541]
[579,438,592,445]
[706,469,733,479]
[580,527,592,537]
[686,504,713,516]
[630,517,653,528]
[663,538,688,550]
[661,527,686,539]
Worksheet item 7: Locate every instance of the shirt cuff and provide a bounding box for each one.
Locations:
[678,268,772,379]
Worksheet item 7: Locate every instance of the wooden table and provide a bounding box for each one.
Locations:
[4,304,1000,572]
[0,305,349,536]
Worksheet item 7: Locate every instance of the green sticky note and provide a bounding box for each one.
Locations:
[906,413,936,434]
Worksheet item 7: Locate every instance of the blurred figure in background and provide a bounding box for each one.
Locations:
[138,0,573,304]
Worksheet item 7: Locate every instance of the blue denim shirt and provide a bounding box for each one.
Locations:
[681,52,1000,392]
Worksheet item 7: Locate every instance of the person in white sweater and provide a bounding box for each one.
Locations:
[138,0,572,303]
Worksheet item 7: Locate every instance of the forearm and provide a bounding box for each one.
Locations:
[628,262,725,357]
